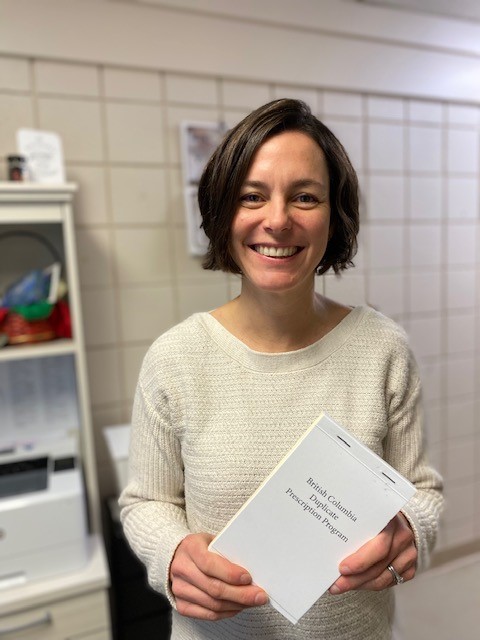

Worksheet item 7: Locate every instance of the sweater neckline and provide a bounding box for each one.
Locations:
[197,305,368,373]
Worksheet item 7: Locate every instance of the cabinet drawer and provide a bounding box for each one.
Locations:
[0,590,110,640]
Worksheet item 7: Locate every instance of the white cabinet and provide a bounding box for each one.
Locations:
[0,184,110,638]
[0,535,111,640]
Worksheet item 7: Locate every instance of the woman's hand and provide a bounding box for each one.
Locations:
[329,513,417,595]
[170,532,269,621]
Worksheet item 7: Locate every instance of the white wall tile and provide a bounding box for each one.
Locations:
[35,60,99,96]
[110,167,167,224]
[447,129,479,174]
[367,175,404,220]
[443,481,476,525]
[367,122,404,171]
[447,269,476,310]
[408,100,442,124]
[447,313,475,355]
[368,272,404,317]
[119,285,176,341]
[409,270,441,314]
[323,272,367,306]
[447,104,479,127]
[113,227,172,284]
[166,167,185,225]
[228,274,242,299]
[409,176,442,220]
[446,437,475,483]
[368,224,405,269]
[104,67,162,101]
[67,165,109,225]
[87,347,122,406]
[407,316,441,359]
[0,94,35,155]
[324,118,363,171]
[0,56,30,91]
[76,228,114,287]
[446,399,475,439]
[443,517,476,549]
[177,280,230,319]
[322,91,362,118]
[222,80,271,110]
[447,177,479,219]
[173,227,216,280]
[418,361,442,403]
[408,125,442,173]
[408,224,442,268]
[82,288,118,346]
[367,96,404,120]
[166,73,217,105]
[38,97,104,162]
[447,223,477,266]
[106,102,164,163]
[446,357,475,398]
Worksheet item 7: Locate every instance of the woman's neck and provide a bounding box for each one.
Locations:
[211,283,349,353]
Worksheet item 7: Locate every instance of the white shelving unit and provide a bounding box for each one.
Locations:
[0,183,111,639]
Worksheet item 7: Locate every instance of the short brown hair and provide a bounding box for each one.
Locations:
[198,99,359,275]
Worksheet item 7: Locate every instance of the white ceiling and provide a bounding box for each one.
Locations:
[355,0,480,23]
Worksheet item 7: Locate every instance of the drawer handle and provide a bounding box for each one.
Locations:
[0,612,52,636]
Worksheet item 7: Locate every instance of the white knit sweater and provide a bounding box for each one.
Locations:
[120,305,443,640]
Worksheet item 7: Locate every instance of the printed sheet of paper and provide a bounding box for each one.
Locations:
[209,412,416,624]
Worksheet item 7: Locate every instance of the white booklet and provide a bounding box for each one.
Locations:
[209,412,416,624]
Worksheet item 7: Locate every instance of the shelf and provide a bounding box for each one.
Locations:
[0,183,77,199]
[0,338,78,362]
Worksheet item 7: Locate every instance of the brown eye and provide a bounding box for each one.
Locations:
[240,193,264,206]
[295,193,319,205]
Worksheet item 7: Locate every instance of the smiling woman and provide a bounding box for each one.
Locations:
[198,99,359,278]
[119,99,443,640]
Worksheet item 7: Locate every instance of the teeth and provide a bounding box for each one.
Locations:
[255,246,298,257]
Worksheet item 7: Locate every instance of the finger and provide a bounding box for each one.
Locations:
[330,543,417,594]
[178,534,253,586]
[175,597,243,622]
[174,577,246,614]
[339,515,414,576]
[352,554,417,592]
[173,558,268,609]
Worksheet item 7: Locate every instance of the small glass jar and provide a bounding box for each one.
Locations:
[7,155,27,181]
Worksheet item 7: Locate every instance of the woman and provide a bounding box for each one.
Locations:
[120,99,443,639]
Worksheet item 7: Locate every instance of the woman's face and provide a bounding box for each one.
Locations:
[230,130,331,295]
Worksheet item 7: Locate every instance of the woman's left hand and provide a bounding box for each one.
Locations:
[329,512,417,595]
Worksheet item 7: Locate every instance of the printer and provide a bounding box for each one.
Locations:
[0,437,88,589]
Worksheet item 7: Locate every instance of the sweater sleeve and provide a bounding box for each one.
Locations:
[383,344,444,572]
[118,346,190,605]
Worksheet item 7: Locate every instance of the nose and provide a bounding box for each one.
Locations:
[263,199,291,233]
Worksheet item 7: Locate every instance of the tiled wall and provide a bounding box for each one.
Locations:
[0,54,478,555]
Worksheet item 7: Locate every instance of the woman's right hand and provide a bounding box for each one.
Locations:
[170,532,269,621]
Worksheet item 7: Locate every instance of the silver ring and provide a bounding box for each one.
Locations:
[387,563,404,585]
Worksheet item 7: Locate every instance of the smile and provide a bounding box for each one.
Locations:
[252,245,300,258]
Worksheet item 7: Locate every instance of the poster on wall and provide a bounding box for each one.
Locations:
[180,121,227,255]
